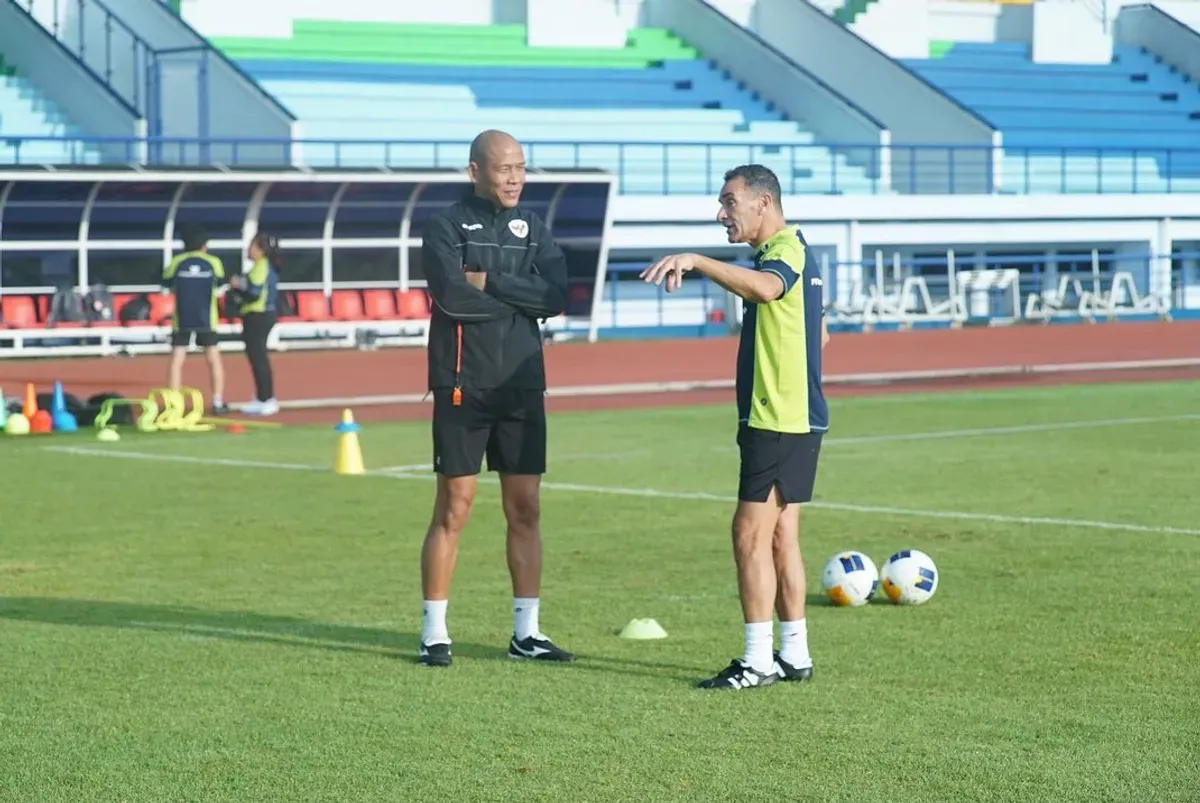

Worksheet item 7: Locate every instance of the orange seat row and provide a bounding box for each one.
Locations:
[0,289,433,329]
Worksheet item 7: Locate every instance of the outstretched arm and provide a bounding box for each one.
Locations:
[641,253,791,304]
[423,215,517,321]
[482,215,568,319]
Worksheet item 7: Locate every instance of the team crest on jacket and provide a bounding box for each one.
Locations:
[508,219,529,238]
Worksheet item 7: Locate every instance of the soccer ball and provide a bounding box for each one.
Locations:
[879,549,939,605]
[820,550,879,607]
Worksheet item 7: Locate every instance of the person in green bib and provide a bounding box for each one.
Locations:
[228,232,281,416]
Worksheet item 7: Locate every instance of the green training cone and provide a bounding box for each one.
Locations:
[618,618,668,640]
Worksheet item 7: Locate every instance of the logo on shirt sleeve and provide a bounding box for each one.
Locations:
[508,219,529,239]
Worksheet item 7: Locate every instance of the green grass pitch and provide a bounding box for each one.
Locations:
[3,379,1199,802]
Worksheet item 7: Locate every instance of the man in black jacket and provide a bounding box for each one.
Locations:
[417,129,575,668]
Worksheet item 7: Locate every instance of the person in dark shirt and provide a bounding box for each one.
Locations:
[162,223,228,415]
[416,129,573,669]
[228,231,281,416]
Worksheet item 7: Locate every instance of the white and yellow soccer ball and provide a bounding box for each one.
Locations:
[820,550,879,607]
[879,549,939,605]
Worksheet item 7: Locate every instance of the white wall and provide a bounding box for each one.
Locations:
[182,0,630,44]
[180,0,522,36]
[850,0,930,59]
[527,0,628,47]
[1031,0,1112,63]
[926,0,1033,44]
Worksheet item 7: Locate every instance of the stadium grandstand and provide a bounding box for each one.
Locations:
[0,0,1199,354]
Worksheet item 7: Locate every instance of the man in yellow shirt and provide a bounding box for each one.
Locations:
[641,164,829,691]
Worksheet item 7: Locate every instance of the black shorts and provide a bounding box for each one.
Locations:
[737,423,823,504]
[171,328,219,348]
[431,388,547,477]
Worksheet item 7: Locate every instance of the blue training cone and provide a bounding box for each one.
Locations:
[51,381,78,432]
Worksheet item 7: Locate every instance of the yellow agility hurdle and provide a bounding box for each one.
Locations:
[153,386,283,431]
[148,387,213,432]
[93,396,161,432]
[93,387,283,434]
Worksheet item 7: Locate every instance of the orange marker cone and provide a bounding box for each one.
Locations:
[23,382,38,418]
[23,383,50,433]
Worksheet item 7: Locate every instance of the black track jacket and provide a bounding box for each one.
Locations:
[423,193,569,394]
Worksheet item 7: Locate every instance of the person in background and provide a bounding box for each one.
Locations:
[228,232,281,416]
[163,223,228,415]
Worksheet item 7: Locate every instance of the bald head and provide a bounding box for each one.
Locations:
[467,129,526,209]
[469,130,519,167]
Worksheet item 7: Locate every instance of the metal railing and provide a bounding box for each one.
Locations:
[20,0,156,118]
[16,0,217,139]
[3,135,1200,195]
[596,248,1200,330]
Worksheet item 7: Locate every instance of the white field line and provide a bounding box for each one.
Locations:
[228,356,1200,412]
[817,413,1200,447]
[377,414,1200,469]
[43,445,1200,537]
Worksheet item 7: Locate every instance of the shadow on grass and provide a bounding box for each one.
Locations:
[0,597,706,683]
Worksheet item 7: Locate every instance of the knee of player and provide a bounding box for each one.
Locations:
[502,490,540,531]
[771,536,802,572]
[436,487,476,534]
[730,515,771,556]
[772,522,798,554]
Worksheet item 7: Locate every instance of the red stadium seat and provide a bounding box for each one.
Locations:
[331,289,365,321]
[2,295,38,329]
[396,289,430,319]
[35,294,50,322]
[296,291,331,322]
[362,289,397,320]
[277,290,302,323]
[148,293,175,326]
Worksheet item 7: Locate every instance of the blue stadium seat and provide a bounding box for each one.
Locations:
[902,41,1200,192]
[216,23,888,196]
[0,73,103,166]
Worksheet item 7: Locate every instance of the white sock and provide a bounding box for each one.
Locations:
[513,597,540,640]
[742,620,774,674]
[422,599,450,645]
[778,618,811,669]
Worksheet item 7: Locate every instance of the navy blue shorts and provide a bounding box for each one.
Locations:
[431,388,547,477]
[171,328,219,348]
[736,423,823,504]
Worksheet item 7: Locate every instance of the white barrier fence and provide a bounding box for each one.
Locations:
[0,313,604,358]
[0,249,1180,357]
[823,248,1173,328]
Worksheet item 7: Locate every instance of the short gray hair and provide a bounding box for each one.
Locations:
[724,164,783,212]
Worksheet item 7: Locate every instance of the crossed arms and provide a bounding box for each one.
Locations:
[422,213,568,322]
